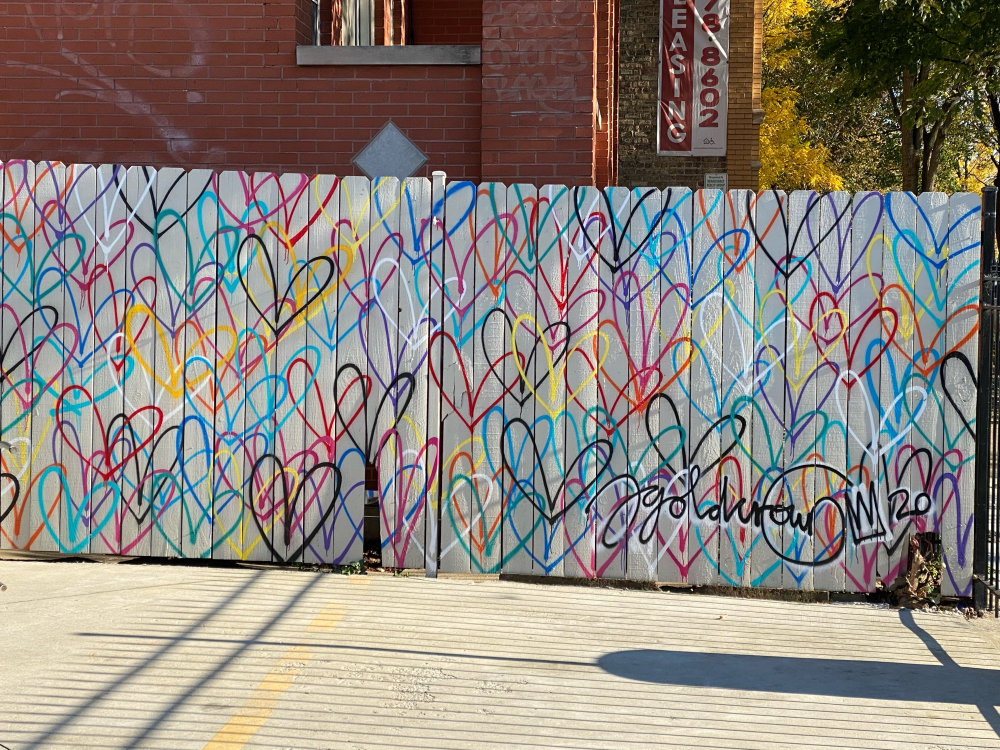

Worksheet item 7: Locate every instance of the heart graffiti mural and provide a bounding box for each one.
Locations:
[0,161,983,596]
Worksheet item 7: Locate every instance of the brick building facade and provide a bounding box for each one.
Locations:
[0,0,761,189]
[617,0,762,189]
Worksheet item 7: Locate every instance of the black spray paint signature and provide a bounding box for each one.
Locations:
[500,393,934,568]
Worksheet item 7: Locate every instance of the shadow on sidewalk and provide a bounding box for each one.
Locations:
[598,609,1000,738]
[14,570,326,750]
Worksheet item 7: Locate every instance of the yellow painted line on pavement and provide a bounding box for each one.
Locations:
[203,645,312,750]
[204,576,370,749]
[306,602,345,632]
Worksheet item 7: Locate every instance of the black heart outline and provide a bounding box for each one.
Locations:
[572,187,667,274]
[0,472,20,524]
[248,453,343,563]
[500,417,614,522]
[746,190,852,280]
[645,394,747,480]
[237,234,336,339]
[645,393,685,476]
[333,364,416,459]
[0,304,60,386]
[481,307,571,408]
[116,166,213,237]
[689,413,748,477]
[120,423,183,526]
[940,351,976,439]
[332,363,370,456]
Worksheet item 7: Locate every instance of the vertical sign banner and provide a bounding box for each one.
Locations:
[658,0,730,156]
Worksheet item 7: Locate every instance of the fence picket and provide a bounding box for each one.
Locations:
[942,192,981,596]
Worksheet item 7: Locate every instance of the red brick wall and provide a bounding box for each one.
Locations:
[594,0,618,188]
[411,0,481,45]
[1,0,618,187]
[0,0,482,179]
[726,0,762,189]
[480,0,598,185]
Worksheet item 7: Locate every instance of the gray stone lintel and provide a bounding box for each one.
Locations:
[296,45,481,66]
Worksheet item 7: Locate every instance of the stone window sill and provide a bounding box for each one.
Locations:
[296,45,481,66]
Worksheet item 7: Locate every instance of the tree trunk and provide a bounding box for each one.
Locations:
[923,130,939,193]
[899,72,920,192]
[923,106,954,194]
[989,88,1000,188]
[921,126,932,193]
[901,124,921,192]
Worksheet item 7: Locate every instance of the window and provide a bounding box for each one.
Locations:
[311,0,409,46]
[298,0,480,65]
[339,0,375,46]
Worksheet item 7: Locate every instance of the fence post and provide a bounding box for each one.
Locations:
[425,169,447,578]
[974,187,998,610]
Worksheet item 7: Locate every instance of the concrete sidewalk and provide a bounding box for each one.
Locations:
[0,560,998,750]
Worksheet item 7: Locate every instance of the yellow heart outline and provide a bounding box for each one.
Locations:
[511,314,609,420]
[786,307,848,391]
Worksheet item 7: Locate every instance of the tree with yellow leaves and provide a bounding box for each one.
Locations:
[759,0,846,191]
[759,88,844,190]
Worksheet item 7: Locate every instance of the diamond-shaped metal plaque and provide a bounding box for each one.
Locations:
[352,121,427,180]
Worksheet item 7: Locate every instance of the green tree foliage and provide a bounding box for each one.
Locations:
[764,5,901,192]
[803,0,1000,191]
[759,0,999,192]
